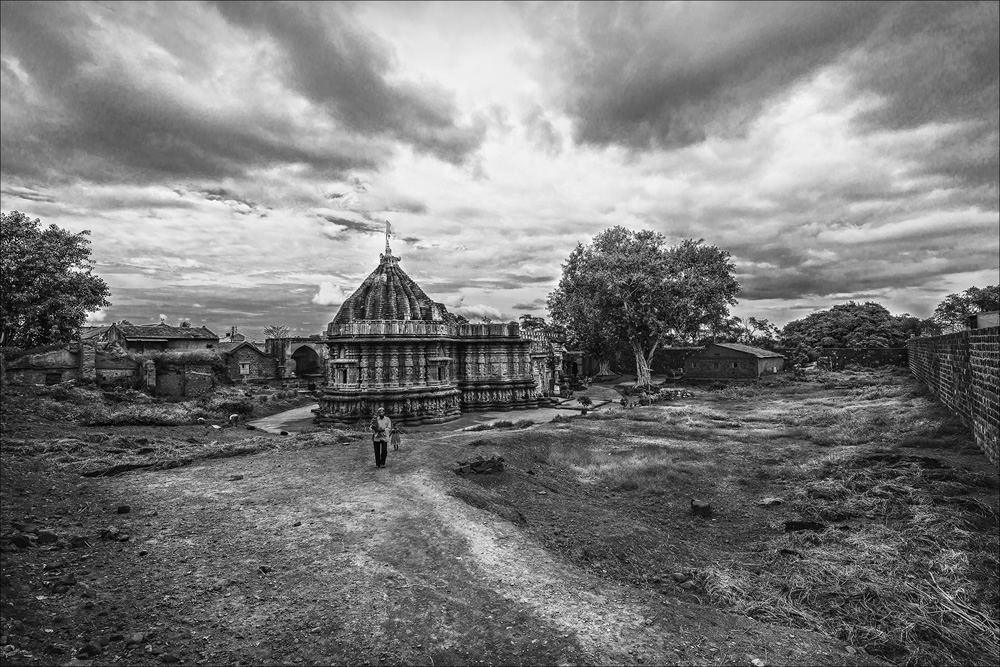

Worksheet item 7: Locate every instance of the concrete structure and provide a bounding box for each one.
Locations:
[104,322,219,353]
[685,343,784,380]
[315,243,540,426]
[968,310,1000,329]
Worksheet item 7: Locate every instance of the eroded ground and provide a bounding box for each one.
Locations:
[2,369,996,666]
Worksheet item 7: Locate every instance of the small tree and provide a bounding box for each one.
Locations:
[517,314,547,335]
[263,324,290,339]
[549,227,740,388]
[1,211,111,349]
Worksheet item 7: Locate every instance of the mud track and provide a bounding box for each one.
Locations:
[96,434,866,665]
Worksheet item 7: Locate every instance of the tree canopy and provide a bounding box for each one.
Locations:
[708,315,781,348]
[780,302,931,350]
[263,324,290,339]
[1,211,111,349]
[548,227,740,386]
[932,285,999,332]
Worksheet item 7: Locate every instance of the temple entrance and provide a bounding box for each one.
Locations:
[291,346,320,377]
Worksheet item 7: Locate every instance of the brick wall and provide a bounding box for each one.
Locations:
[908,326,999,469]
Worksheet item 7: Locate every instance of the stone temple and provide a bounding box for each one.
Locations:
[314,240,542,426]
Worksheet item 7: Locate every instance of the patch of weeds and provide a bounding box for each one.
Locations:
[465,419,535,432]
[700,517,998,666]
[701,451,1000,665]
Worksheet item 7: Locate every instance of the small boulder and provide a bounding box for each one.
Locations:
[36,530,59,545]
[758,497,784,507]
[11,534,31,549]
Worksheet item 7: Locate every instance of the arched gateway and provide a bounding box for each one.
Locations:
[315,241,540,426]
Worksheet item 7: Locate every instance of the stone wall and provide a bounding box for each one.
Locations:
[908,327,999,469]
[224,347,278,383]
[155,364,217,398]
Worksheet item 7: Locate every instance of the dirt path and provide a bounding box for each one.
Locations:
[103,432,866,665]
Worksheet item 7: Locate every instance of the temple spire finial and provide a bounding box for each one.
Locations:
[384,219,393,255]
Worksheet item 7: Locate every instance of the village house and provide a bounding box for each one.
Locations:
[103,321,219,353]
[218,340,278,384]
[685,342,785,380]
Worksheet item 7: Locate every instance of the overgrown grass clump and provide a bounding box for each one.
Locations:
[464,419,535,432]
[699,452,999,665]
[530,367,998,665]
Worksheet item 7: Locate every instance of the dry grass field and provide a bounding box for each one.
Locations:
[1,367,997,665]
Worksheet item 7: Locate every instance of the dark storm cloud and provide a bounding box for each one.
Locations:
[737,240,1000,301]
[526,1,998,195]
[849,2,999,192]
[318,214,383,237]
[201,189,260,210]
[1,186,55,203]
[852,3,998,132]
[0,3,384,184]
[211,1,485,165]
[526,1,892,150]
[0,1,482,187]
[513,299,549,311]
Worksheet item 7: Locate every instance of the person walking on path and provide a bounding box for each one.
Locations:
[370,407,392,468]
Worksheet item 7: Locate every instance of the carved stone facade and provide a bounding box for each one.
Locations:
[315,248,540,426]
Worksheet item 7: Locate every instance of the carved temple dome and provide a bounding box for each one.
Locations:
[330,251,456,325]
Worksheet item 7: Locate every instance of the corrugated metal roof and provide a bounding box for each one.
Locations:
[706,342,783,358]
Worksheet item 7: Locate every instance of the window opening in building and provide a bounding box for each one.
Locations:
[239,363,251,375]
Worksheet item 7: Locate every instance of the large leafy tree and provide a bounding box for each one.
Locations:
[1,211,111,349]
[548,227,740,387]
[709,315,780,348]
[932,285,999,332]
[780,301,933,349]
[547,288,619,376]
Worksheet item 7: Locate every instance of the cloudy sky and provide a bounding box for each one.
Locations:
[2,1,997,339]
